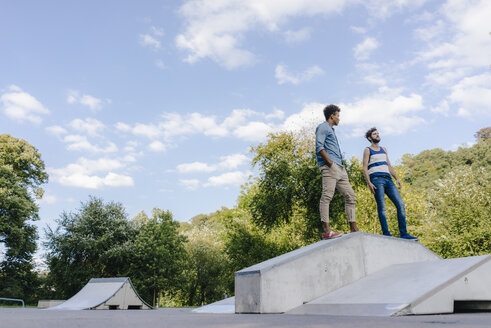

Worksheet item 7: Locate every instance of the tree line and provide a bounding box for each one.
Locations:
[0,129,489,306]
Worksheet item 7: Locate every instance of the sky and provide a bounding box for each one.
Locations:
[1,0,490,257]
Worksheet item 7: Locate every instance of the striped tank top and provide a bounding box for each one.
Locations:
[367,147,391,178]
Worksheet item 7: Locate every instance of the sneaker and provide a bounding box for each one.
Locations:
[383,232,393,237]
[322,231,343,239]
[400,234,418,241]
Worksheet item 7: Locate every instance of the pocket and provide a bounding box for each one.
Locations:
[321,165,333,178]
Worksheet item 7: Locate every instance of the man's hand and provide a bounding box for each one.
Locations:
[395,179,402,189]
[368,182,377,194]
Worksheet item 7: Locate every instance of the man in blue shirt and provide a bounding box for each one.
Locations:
[315,104,359,239]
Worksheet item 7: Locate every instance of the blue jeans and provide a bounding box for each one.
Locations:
[371,176,407,236]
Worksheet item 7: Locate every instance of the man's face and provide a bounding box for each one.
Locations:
[370,130,381,143]
[331,111,340,126]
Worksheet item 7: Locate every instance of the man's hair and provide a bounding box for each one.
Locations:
[365,127,377,141]
[323,104,341,120]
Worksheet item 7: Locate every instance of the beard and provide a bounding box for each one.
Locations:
[372,137,381,144]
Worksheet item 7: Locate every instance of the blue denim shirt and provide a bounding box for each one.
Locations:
[315,121,344,167]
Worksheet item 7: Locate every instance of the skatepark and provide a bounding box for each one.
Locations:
[3,232,489,328]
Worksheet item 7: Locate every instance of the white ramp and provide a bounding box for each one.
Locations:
[48,277,151,310]
[288,255,491,316]
[192,297,235,313]
[234,232,440,313]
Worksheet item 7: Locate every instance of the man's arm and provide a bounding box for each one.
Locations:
[384,147,402,188]
[362,148,376,194]
[318,149,333,167]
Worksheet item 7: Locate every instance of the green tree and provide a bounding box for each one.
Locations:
[129,208,187,306]
[0,134,48,304]
[45,197,137,299]
[401,137,491,189]
[248,131,367,239]
[422,167,491,258]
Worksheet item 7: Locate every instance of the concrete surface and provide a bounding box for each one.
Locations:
[1,308,490,328]
[48,277,151,310]
[37,300,64,309]
[289,255,491,316]
[192,297,235,313]
[235,232,440,313]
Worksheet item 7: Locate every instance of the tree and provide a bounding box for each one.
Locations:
[401,136,490,189]
[0,134,48,304]
[474,126,491,141]
[422,167,491,258]
[129,208,187,306]
[45,197,137,299]
[248,131,367,239]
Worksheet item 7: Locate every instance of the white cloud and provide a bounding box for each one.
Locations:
[130,123,162,139]
[233,121,274,141]
[103,172,134,187]
[280,89,426,137]
[46,125,68,136]
[355,63,388,86]
[204,171,249,187]
[265,108,285,120]
[67,90,109,111]
[37,194,57,205]
[63,134,118,153]
[180,179,200,190]
[275,64,324,85]
[221,109,257,129]
[176,153,248,173]
[339,87,425,136]
[430,100,449,115]
[218,153,248,170]
[353,37,379,61]
[0,85,50,124]
[148,140,167,152]
[151,26,164,37]
[417,0,491,85]
[413,19,445,41]
[68,118,105,137]
[177,162,216,173]
[124,141,139,152]
[448,73,491,118]
[49,157,133,189]
[284,27,311,43]
[281,102,325,133]
[350,26,367,34]
[119,108,282,144]
[139,34,161,50]
[415,1,491,120]
[176,0,425,68]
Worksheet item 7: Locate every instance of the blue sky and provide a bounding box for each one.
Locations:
[1,0,490,252]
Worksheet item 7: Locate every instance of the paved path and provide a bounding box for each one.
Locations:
[1,308,490,328]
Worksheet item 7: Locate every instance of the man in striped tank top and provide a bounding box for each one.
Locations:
[362,127,418,240]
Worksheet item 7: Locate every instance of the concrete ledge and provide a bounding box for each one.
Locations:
[235,232,440,313]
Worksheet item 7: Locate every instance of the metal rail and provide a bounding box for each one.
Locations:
[0,297,25,308]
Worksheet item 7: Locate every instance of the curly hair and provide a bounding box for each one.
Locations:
[323,104,341,120]
[365,127,377,141]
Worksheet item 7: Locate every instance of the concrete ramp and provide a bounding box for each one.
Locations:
[234,232,440,313]
[48,277,151,310]
[288,255,491,316]
[192,297,235,313]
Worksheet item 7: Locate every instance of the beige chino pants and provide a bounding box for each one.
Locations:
[319,163,356,223]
